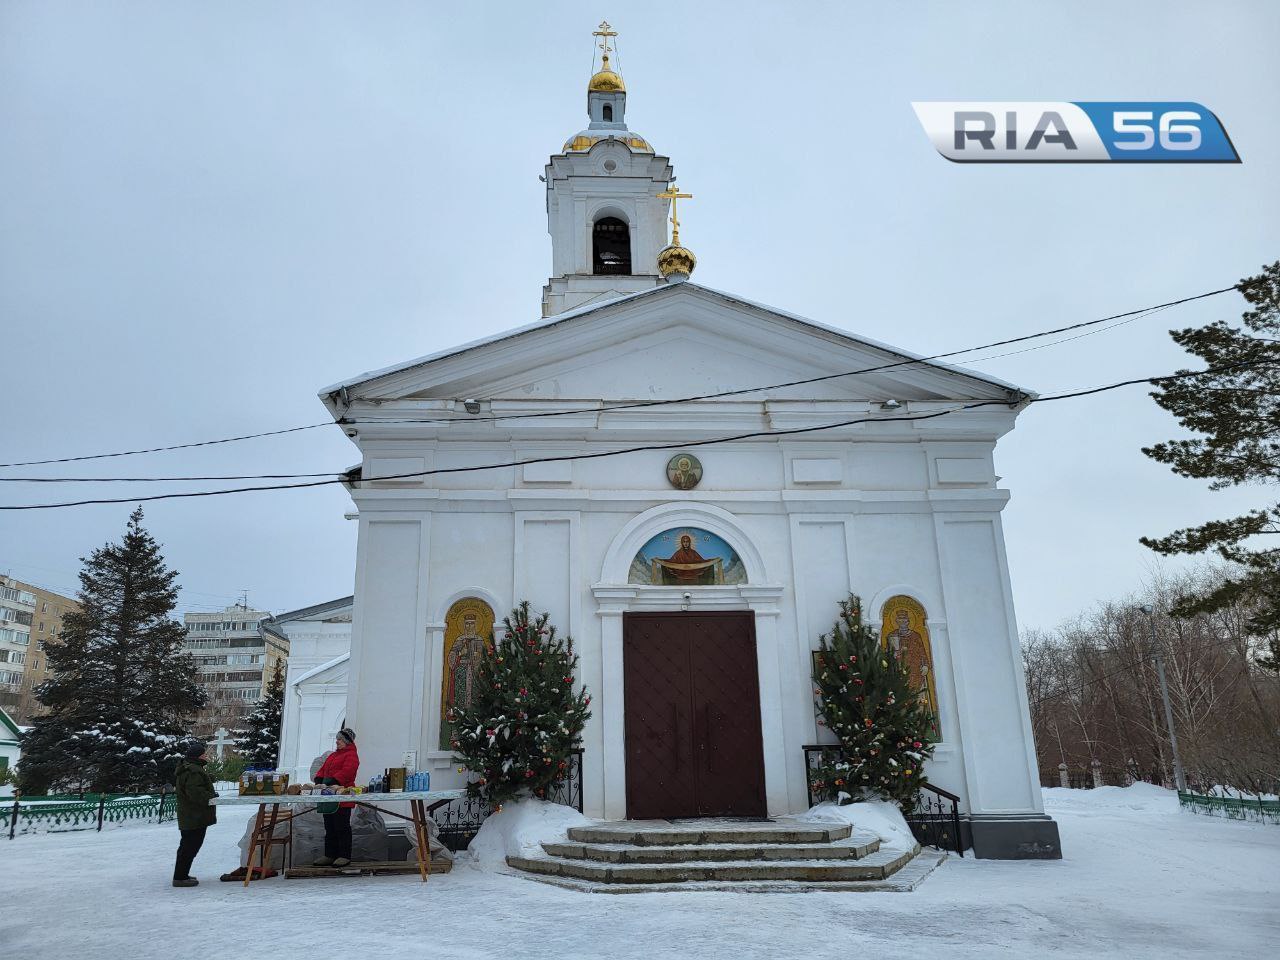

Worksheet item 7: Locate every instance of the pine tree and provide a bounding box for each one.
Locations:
[233,659,285,769]
[17,509,203,794]
[1141,261,1280,636]
[452,601,591,808]
[811,595,936,808]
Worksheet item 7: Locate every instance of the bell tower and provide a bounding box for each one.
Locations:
[542,23,677,317]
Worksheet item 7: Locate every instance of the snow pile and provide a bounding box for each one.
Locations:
[803,799,915,849]
[468,799,590,871]
[1043,781,1178,816]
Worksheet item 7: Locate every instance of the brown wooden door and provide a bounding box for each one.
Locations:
[623,612,766,819]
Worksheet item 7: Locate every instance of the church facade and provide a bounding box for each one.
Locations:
[319,34,1059,859]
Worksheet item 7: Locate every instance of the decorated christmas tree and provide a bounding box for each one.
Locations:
[452,601,591,808]
[233,659,285,768]
[811,594,936,808]
[18,509,203,794]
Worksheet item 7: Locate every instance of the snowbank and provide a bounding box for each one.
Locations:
[1043,781,1178,816]
[468,799,590,871]
[803,799,916,849]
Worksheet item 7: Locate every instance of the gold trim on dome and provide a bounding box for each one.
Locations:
[561,134,653,154]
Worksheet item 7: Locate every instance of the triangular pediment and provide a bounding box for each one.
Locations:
[322,284,1027,406]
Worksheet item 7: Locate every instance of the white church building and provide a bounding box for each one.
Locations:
[311,30,1060,859]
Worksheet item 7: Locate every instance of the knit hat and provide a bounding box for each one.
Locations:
[337,727,356,745]
[183,741,206,760]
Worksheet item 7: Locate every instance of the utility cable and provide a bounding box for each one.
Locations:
[0,356,1267,486]
[343,296,1212,426]
[0,357,1268,510]
[0,285,1238,469]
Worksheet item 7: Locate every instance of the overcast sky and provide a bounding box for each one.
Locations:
[1,1,1277,631]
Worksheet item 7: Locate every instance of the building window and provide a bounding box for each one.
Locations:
[602,103,613,122]
[592,217,631,275]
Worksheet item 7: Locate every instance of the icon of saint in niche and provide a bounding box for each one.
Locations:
[666,453,703,490]
[880,599,939,734]
[445,614,485,719]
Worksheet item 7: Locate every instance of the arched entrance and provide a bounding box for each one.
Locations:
[593,504,787,820]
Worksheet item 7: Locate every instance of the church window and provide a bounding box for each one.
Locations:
[592,217,631,275]
[602,103,613,121]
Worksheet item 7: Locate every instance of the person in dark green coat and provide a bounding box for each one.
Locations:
[172,741,217,887]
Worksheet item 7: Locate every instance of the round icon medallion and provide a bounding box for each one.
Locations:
[665,453,703,490]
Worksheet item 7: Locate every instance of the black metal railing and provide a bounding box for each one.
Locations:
[434,748,583,852]
[802,743,844,809]
[904,782,964,856]
[801,743,965,856]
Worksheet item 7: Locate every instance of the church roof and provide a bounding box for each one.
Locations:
[267,596,355,625]
[291,653,350,688]
[319,282,1032,401]
[0,706,21,743]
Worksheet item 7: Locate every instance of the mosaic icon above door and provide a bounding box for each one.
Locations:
[627,527,747,585]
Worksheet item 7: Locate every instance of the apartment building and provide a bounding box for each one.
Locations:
[0,575,80,724]
[182,604,288,739]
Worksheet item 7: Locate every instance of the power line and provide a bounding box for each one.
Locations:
[0,422,335,470]
[344,294,1216,427]
[0,473,341,484]
[1,358,1268,511]
[2,356,1268,487]
[0,284,1238,469]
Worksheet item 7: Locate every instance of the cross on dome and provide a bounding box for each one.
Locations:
[589,21,625,92]
[656,184,697,280]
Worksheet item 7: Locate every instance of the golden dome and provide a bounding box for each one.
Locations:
[658,244,696,279]
[562,133,652,154]
[588,67,625,93]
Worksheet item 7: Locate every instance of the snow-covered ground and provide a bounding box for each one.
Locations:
[1,784,1275,959]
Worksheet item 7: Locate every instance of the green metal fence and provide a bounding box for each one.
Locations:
[1178,790,1280,825]
[3,791,177,837]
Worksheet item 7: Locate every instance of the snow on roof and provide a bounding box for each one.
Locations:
[268,596,355,625]
[317,282,1032,400]
[291,653,350,688]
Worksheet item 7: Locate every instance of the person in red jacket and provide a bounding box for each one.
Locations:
[313,727,360,866]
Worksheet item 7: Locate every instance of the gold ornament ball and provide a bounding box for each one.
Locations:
[657,244,697,278]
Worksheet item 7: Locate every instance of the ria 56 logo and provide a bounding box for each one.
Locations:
[913,102,1239,162]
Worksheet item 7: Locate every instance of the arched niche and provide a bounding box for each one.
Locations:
[438,597,496,750]
[592,216,632,275]
[599,503,769,587]
[877,593,940,735]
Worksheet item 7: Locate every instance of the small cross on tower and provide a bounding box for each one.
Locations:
[657,185,693,245]
[593,20,618,66]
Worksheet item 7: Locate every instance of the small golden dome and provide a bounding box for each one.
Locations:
[588,67,625,93]
[658,244,697,279]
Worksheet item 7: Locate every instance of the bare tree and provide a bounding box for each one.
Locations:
[1022,563,1280,796]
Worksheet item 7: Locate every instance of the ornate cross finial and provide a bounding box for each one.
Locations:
[657,184,693,245]
[593,20,618,67]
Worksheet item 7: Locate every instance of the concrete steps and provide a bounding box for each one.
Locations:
[541,837,879,863]
[566,820,853,846]
[506,817,939,893]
